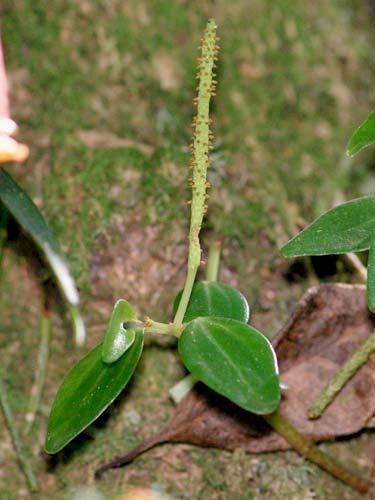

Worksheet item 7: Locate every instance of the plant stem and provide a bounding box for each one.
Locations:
[173,266,199,326]
[143,318,184,337]
[342,252,367,283]
[206,239,221,282]
[25,311,51,434]
[264,411,370,494]
[69,304,86,347]
[308,329,375,419]
[173,19,218,325]
[169,373,198,404]
[0,375,38,492]
[170,241,221,400]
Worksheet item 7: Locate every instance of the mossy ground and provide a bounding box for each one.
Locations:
[0,0,375,498]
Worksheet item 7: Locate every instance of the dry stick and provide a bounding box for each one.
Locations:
[342,252,367,284]
[0,376,38,492]
[264,412,370,494]
[25,311,51,434]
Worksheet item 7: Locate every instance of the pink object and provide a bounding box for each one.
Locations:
[0,33,10,119]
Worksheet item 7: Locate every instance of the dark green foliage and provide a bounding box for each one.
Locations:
[347,109,375,156]
[101,300,137,364]
[281,196,375,257]
[179,317,280,414]
[45,331,144,453]
[173,281,250,323]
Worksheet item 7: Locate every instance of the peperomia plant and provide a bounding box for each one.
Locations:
[45,19,281,455]
[42,21,374,494]
[281,107,375,418]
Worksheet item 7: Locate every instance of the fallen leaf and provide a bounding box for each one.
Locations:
[77,130,154,156]
[96,284,375,476]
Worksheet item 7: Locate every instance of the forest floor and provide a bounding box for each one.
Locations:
[0,0,375,498]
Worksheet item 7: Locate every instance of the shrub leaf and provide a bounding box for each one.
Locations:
[179,317,280,414]
[102,299,137,363]
[347,109,375,156]
[173,281,250,323]
[281,196,375,257]
[45,330,144,453]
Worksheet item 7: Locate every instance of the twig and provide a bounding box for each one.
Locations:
[0,375,38,492]
[25,311,51,434]
[342,252,367,284]
[308,329,375,419]
[264,411,370,494]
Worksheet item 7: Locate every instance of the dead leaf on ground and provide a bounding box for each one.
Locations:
[96,283,375,476]
[77,130,154,156]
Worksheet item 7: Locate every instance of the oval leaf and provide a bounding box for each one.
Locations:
[281,196,375,257]
[45,330,144,453]
[179,317,280,414]
[367,234,375,313]
[0,168,84,344]
[102,299,137,363]
[173,281,250,323]
[347,109,375,156]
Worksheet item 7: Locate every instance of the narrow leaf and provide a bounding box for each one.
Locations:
[347,109,375,156]
[102,299,137,363]
[0,168,85,344]
[173,281,250,323]
[179,317,280,414]
[281,196,375,257]
[45,330,144,453]
[367,234,375,312]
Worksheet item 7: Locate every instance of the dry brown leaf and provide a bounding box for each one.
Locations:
[96,283,375,476]
[77,130,154,156]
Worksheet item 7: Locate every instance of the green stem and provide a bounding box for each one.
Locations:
[170,241,221,401]
[169,374,198,404]
[173,265,199,326]
[173,19,218,325]
[308,329,375,419]
[143,318,184,337]
[0,375,38,492]
[25,312,51,434]
[264,411,370,494]
[69,304,85,347]
[206,239,221,282]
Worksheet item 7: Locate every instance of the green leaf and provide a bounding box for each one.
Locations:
[179,317,280,414]
[102,300,137,363]
[367,234,375,313]
[45,330,144,453]
[347,109,375,156]
[0,168,85,344]
[281,196,375,257]
[173,281,250,323]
